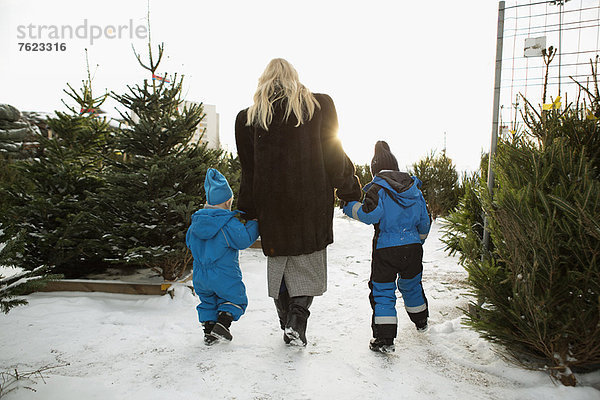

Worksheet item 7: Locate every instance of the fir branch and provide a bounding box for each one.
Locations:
[0,265,46,287]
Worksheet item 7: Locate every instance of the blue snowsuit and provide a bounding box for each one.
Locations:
[343,171,431,338]
[186,207,259,323]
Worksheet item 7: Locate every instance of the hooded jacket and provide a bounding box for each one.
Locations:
[343,171,431,249]
[186,207,259,270]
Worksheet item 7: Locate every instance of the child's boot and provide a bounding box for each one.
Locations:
[369,337,395,353]
[211,312,234,341]
[203,321,218,346]
[415,318,428,332]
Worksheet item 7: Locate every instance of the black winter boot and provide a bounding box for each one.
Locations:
[274,290,291,330]
[274,290,292,344]
[203,321,218,346]
[284,296,313,346]
[369,338,395,353]
[415,318,428,332]
[211,312,234,342]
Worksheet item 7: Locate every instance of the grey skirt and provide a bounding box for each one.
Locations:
[267,248,327,299]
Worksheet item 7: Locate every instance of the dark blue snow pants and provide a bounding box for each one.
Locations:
[369,243,428,339]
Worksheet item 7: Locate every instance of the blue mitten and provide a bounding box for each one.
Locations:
[343,201,359,218]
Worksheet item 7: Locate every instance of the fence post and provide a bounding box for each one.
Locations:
[482,0,505,255]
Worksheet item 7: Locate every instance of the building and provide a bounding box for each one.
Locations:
[183,101,220,150]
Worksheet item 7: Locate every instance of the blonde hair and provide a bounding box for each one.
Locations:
[247,58,320,130]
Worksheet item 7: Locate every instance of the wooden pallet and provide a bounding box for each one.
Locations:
[35,241,262,296]
[38,271,193,296]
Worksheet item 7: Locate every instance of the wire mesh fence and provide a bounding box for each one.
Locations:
[499,0,600,133]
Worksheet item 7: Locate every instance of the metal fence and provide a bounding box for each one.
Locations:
[499,0,600,133]
[483,0,600,251]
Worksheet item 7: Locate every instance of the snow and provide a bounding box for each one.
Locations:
[0,266,22,280]
[1,211,599,400]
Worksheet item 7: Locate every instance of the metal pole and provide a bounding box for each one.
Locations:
[556,0,571,96]
[558,3,563,95]
[482,1,505,255]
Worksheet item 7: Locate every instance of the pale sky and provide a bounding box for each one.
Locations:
[0,0,501,172]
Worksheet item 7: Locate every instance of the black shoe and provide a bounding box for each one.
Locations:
[369,338,395,353]
[211,312,233,342]
[415,318,428,332]
[285,296,313,346]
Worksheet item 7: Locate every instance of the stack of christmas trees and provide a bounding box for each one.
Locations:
[443,58,600,385]
[0,44,238,312]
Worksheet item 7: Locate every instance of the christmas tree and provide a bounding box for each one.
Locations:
[409,151,460,219]
[444,57,600,385]
[0,266,60,314]
[441,154,490,269]
[0,51,113,279]
[354,163,371,193]
[102,39,224,280]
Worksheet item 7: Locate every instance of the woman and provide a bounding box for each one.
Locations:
[235,58,361,346]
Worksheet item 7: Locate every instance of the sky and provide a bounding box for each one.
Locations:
[0,0,501,172]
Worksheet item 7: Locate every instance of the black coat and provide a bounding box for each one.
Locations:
[235,93,361,257]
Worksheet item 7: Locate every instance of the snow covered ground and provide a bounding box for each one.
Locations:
[1,211,599,400]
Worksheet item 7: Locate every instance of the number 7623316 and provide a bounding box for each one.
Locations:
[18,42,66,51]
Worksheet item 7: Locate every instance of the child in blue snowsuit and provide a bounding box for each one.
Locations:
[343,141,431,353]
[186,168,259,345]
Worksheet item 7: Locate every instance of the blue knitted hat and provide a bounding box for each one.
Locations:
[204,168,233,205]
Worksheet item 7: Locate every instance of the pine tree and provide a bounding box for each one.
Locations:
[409,151,460,219]
[0,154,18,218]
[354,163,371,193]
[0,266,60,314]
[445,58,600,385]
[441,154,491,266]
[221,153,242,209]
[0,51,113,279]
[102,40,223,280]
[441,173,485,265]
